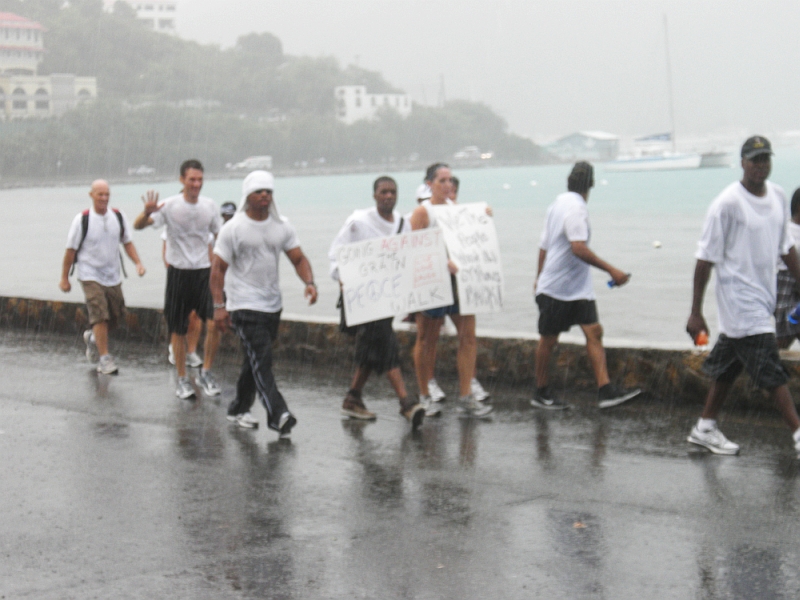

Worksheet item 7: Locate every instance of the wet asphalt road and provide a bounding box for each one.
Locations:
[2,331,800,599]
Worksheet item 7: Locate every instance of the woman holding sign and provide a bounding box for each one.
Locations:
[410,163,493,419]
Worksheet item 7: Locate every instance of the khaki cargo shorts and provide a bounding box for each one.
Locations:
[80,281,126,328]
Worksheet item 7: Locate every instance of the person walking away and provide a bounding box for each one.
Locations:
[134,159,223,399]
[59,179,146,374]
[532,161,640,410]
[329,176,426,428]
[686,136,800,457]
[211,170,317,437]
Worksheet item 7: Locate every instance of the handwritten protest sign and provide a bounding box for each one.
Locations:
[337,229,453,326]
[428,202,504,315]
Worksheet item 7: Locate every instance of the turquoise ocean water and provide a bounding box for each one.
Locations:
[7,149,800,348]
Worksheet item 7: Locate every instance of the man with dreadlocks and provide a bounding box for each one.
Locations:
[531,161,640,411]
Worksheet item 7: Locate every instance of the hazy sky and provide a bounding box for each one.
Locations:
[178,1,800,142]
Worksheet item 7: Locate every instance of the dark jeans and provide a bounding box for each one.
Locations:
[228,309,288,431]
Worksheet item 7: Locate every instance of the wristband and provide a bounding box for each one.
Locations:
[213,303,225,310]
[305,281,316,288]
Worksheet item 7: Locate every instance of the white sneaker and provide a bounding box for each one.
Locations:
[236,412,259,429]
[419,394,442,417]
[794,432,800,458]
[185,352,203,368]
[687,424,740,455]
[457,395,493,419]
[175,377,196,399]
[197,371,221,396]
[470,378,490,402]
[428,378,446,402]
[83,330,98,363]
[97,355,118,375]
[167,344,175,365]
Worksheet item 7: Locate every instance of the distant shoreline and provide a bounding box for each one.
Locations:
[0,158,552,190]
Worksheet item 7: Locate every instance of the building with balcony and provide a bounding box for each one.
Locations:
[335,85,412,125]
[0,12,97,120]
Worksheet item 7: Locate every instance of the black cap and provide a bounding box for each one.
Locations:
[220,202,237,216]
[741,136,773,159]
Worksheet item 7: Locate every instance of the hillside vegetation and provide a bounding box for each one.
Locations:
[0,0,545,178]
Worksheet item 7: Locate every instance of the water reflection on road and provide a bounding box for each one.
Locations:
[2,333,800,598]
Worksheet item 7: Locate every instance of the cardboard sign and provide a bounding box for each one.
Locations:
[337,229,454,326]
[428,202,504,314]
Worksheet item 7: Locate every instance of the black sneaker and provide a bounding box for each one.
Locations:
[598,384,641,409]
[530,387,569,410]
[278,412,297,439]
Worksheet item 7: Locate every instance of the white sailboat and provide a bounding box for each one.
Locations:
[607,17,712,172]
[607,133,702,172]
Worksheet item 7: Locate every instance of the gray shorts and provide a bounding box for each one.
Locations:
[775,270,800,339]
[702,333,788,390]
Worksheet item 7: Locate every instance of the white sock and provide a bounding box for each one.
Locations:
[698,418,716,432]
[90,332,96,344]
[201,368,209,376]
[99,354,110,361]
[793,428,800,444]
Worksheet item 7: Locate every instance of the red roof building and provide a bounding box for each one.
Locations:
[0,12,45,76]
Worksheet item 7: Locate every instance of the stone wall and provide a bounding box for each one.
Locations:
[2,295,796,410]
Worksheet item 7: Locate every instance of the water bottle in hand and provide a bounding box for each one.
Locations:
[607,273,632,288]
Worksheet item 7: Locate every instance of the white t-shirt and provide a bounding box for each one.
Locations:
[151,194,221,270]
[777,221,800,271]
[536,191,594,301]
[66,207,132,287]
[697,181,791,338]
[213,212,300,313]
[328,207,410,280]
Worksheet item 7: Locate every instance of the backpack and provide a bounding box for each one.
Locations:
[70,208,128,277]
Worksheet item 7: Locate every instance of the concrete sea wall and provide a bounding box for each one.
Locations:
[2,295,798,409]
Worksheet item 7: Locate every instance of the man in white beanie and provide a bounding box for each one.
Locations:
[134,159,223,400]
[211,170,317,438]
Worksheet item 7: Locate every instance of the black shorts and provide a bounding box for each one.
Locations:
[354,317,401,374]
[164,266,213,335]
[536,293,598,336]
[702,333,789,390]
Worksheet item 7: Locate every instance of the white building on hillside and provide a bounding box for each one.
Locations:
[0,12,97,120]
[126,1,177,34]
[335,85,412,125]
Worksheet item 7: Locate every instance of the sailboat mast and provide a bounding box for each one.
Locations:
[663,14,677,153]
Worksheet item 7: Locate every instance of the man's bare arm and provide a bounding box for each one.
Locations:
[570,241,629,286]
[534,248,547,294]
[687,259,713,340]
[210,254,230,332]
[286,246,317,305]
[123,242,146,276]
[59,248,76,292]
[782,247,800,286]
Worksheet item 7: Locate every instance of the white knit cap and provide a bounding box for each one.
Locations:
[239,170,280,219]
